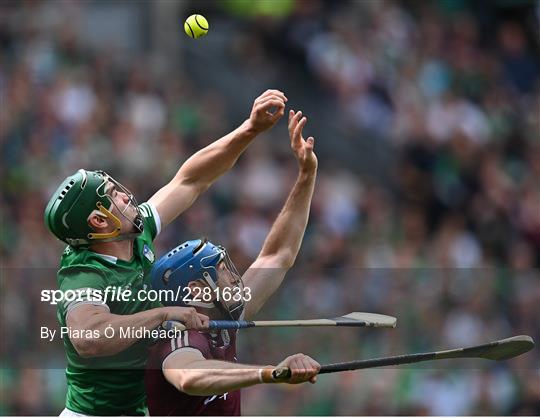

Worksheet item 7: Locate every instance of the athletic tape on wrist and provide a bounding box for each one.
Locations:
[259,367,275,383]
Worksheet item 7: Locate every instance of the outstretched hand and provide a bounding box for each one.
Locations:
[288,110,318,173]
[248,89,287,134]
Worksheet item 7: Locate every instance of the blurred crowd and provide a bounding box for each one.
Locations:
[1,0,539,415]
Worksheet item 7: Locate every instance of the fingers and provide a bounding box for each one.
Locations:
[292,116,307,148]
[293,116,307,138]
[305,136,315,152]
[298,356,313,382]
[288,109,301,130]
[303,355,320,384]
[197,313,210,329]
[258,98,286,115]
[172,307,208,330]
[192,316,202,329]
[308,356,321,375]
[270,104,285,122]
[285,109,317,171]
[255,89,287,104]
[191,313,209,330]
[288,109,301,132]
[288,110,303,148]
[285,354,320,384]
[254,92,287,117]
[186,308,201,329]
[257,95,286,109]
[252,94,286,127]
[289,355,307,382]
[304,356,319,384]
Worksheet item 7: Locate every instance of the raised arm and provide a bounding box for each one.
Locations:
[242,110,317,319]
[149,90,287,228]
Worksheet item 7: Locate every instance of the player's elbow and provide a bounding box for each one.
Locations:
[179,377,202,396]
[174,173,211,196]
[71,338,101,358]
[71,336,114,358]
[279,251,297,269]
[172,371,207,396]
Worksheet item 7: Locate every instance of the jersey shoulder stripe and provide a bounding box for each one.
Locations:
[138,202,161,239]
[174,331,190,349]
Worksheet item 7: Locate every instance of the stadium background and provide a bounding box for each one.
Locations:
[1,0,539,415]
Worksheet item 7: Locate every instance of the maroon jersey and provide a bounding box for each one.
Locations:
[145,329,241,416]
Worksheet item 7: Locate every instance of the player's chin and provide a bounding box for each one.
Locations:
[128,209,140,223]
[123,222,137,233]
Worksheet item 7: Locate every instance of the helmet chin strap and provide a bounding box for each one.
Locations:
[98,213,144,244]
[86,202,143,244]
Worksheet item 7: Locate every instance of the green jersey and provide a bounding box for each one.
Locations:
[57,202,162,415]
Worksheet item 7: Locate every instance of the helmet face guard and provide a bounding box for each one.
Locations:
[91,171,144,240]
[200,245,245,321]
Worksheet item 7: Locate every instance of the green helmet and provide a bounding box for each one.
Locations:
[44,169,143,247]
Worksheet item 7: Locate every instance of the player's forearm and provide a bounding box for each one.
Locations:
[259,169,317,267]
[168,360,266,396]
[173,119,259,191]
[69,307,166,358]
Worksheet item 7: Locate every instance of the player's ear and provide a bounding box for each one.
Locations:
[88,212,109,231]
